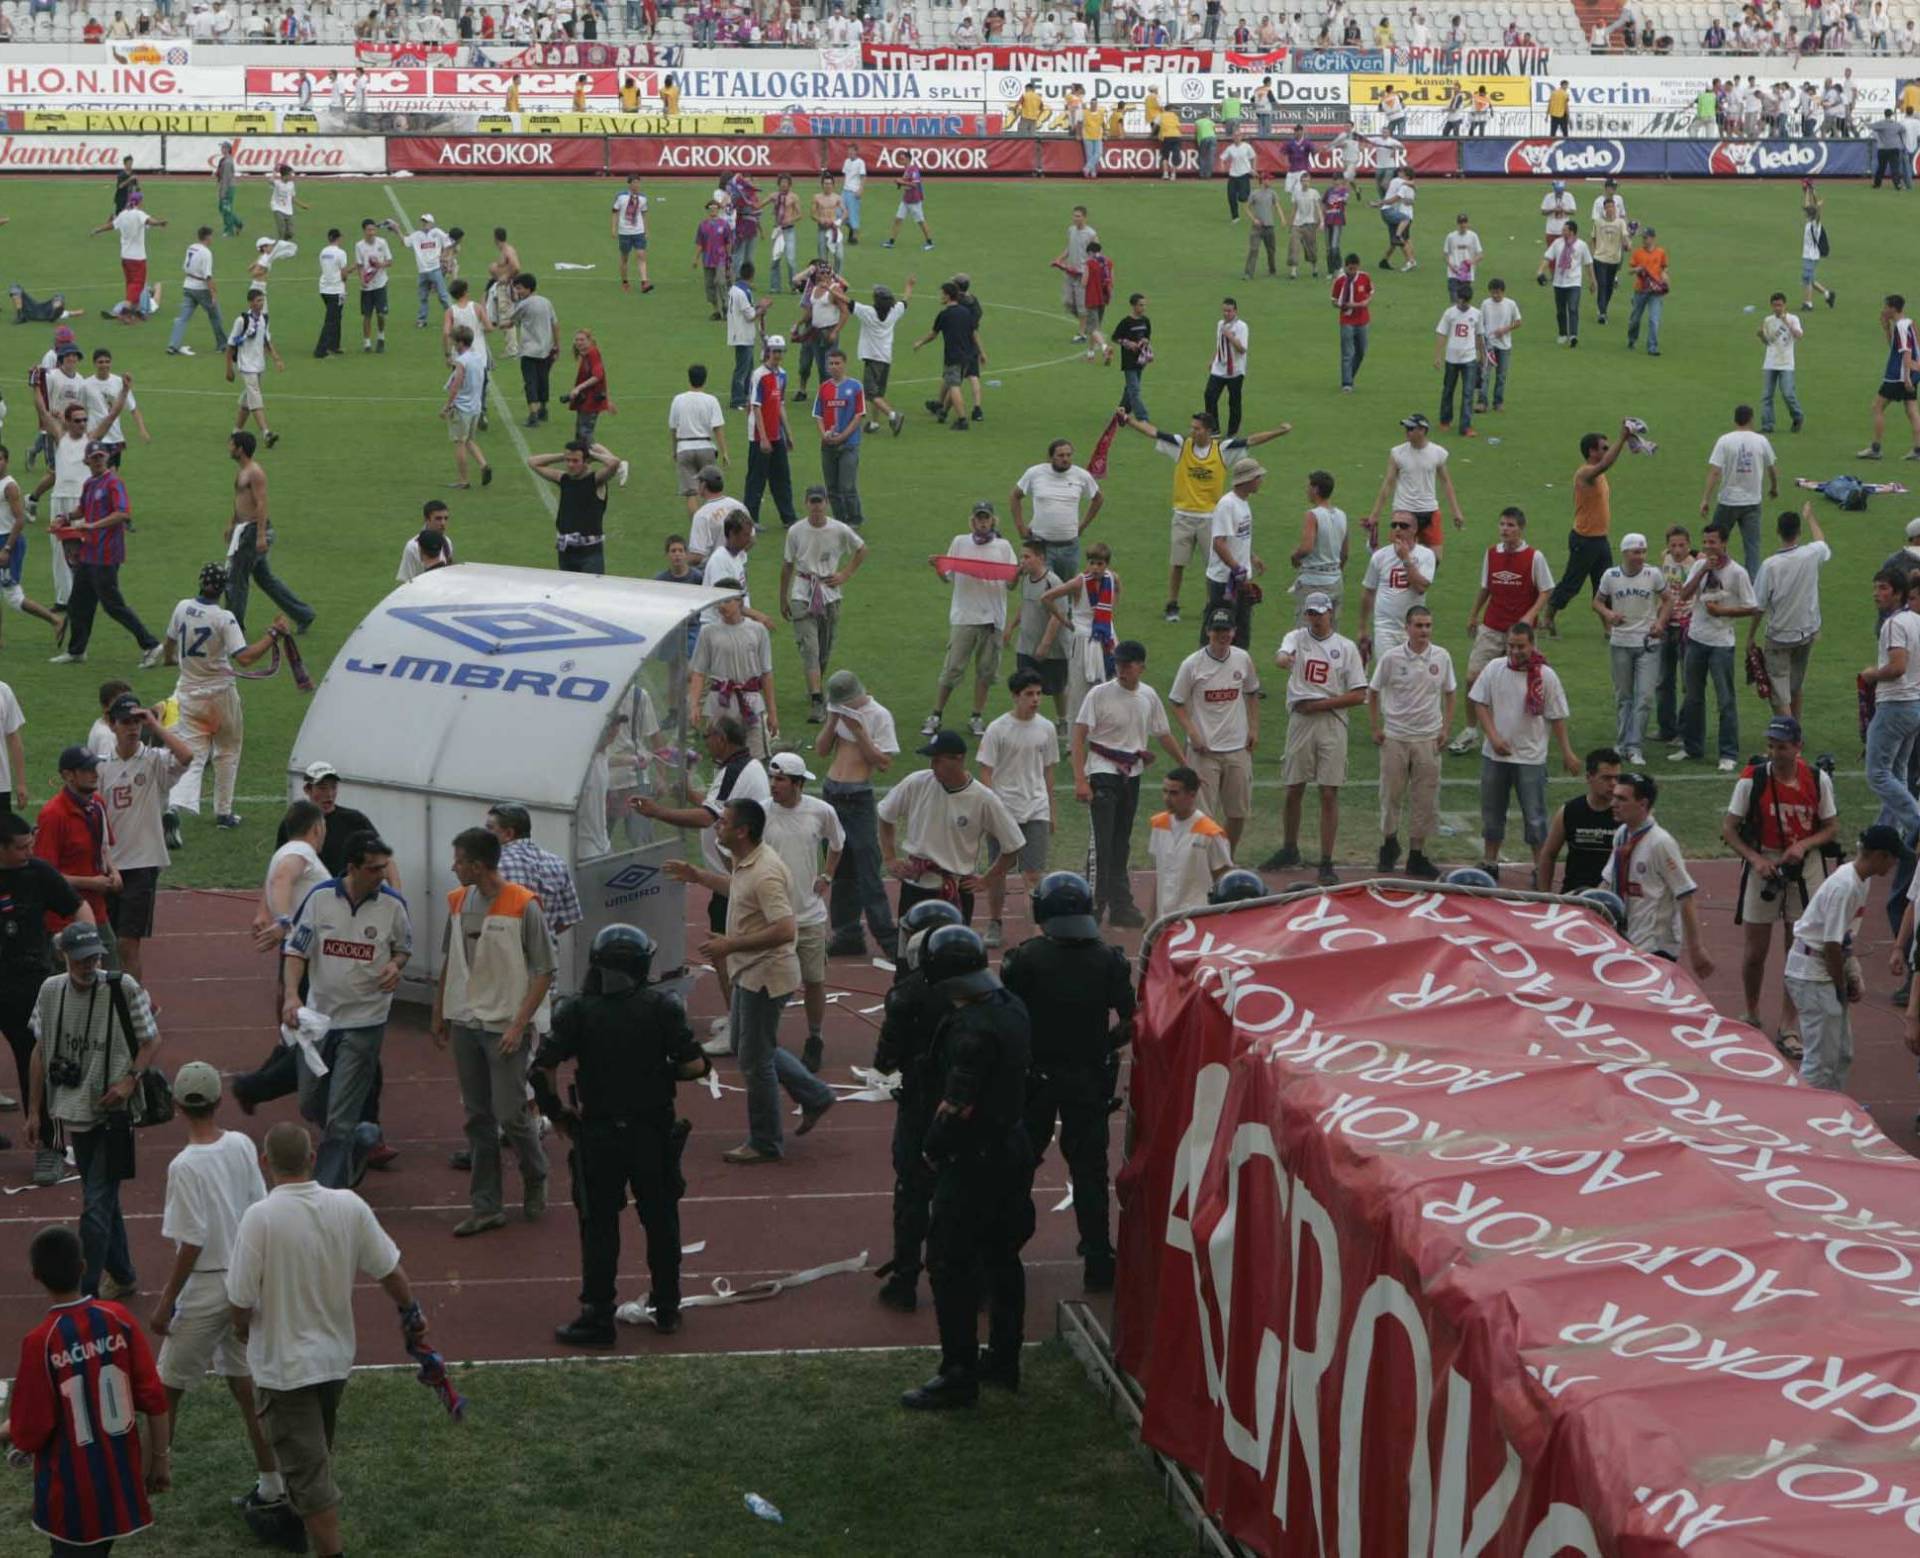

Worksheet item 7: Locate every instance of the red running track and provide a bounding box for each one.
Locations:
[0,859,1914,1373]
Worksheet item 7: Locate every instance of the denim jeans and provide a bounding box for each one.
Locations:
[415,268,452,324]
[1627,290,1663,351]
[821,440,863,527]
[1655,624,1686,739]
[1714,503,1763,578]
[1439,360,1476,432]
[227,524,316,632]
[1478,758,1548,848]
[1324,224,1344,271]
[71,1124,134,1295]
[167,288,226,352]
[843,190,862,234]
[1866,697,1920,838]
[1553,284,1582,340]
[1339,323,1368,388]
[297,1023,384,1189]
[1120,367,1149,420]
[1681,640,1739,762]
[730,343,753,409]
[452,1023,548,1216]
[731,984,834,1157]
[824,780,897,949]
[1593,260,1619,319]
[1760,368,1802,432]
[1609,640,1658,754]
[1040,538,1080,581]
[1476,345,1510,408]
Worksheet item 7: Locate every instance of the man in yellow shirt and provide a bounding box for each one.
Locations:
[1548,80,1571,138]
[1156,108,1184,180]
[1902,80,1920,116]
[619,75,640,114]
[1142,90,1161,137]
[1081,102,1107,178]
[1013,81,1045,134]
[661,74,681,115]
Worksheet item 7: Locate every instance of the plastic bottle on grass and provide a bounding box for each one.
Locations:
[745,1493,784,1524]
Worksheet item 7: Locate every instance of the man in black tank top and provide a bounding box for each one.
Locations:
[528,440,620,573]
[1535,747,1622,892]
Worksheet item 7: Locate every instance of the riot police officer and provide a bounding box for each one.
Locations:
[532,924,710,1348]
[901,924,1035,1411]
[1209,868,1267,905]
[998,871,1135,1292]
[872,897,963,1314]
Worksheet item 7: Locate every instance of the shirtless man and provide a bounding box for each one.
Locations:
[811,172,847,273]
[812,666,899,957]
[486,226,522,358]
[223,430,315,633]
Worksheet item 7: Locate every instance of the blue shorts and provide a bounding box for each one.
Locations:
[1382,206,1410,229]
[1800,256,1818,283]
[618,233,648,255]
[1,528,25,589]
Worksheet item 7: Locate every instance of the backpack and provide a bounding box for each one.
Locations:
[1815,223,1831,258]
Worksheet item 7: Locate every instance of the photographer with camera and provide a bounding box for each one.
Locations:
[1721,716,1839,1058]
[25,921,160,1299]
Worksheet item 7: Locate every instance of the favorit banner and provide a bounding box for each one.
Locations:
[1117,886,1920,1557]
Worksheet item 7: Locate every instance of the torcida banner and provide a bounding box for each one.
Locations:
[1116,885,1920,1557]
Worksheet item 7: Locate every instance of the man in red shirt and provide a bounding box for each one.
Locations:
[563,327,611,446]
[1331,253,1373,392]
[5,1225,171,1549]
[743,335,797,529]
[36,745,120,960]
[61,441,164,668]
[1449,505,1555,752]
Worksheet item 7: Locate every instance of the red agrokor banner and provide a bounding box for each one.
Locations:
[1117,886,1920,1557]
[389,135,604,173]
[598,136,1455,178]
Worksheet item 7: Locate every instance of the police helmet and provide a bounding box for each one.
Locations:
[921,923,998,999]
[1444,867,1498,890]
[1033,871,1099,940]
[1575,887,1629,935]
[1208,868,1267,906]
[901,898,964,939]
[588,922,656,994]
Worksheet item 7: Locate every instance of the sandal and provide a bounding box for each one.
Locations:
[1771,1029,1804,1064]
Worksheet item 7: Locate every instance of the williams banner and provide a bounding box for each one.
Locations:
[1117,885,1920,1557]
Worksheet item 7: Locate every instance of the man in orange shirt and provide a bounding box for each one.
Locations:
[1625,226,1669,356]
[1541,420,1632,636]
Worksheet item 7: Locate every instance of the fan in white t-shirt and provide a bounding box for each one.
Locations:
[975,674,1060,943]
[163,566,284,826]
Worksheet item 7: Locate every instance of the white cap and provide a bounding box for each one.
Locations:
[768,752,815,782]
[303,760,340,783]
[1620,531,1649,552]
[1906,516,1920,541]
[765,334,787,351]
[256,236,275,249]
[419,211,435,223]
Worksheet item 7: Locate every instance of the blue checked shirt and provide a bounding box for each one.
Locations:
[500,839,582,935]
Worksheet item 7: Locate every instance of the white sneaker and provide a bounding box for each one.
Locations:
[1625,749,1645,766]
[616,460,630,488]
[701,1033,732,1056]
[138,643,167,668]
[707,1015,730,1035]
[1718,757,1737,772]
[1666,749,1690,762]
[48,651,85,665]
[169,345,196,357]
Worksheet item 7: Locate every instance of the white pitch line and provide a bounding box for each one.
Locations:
[383,183,555,518]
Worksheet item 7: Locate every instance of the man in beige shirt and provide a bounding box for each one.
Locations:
[667,798,835,1163]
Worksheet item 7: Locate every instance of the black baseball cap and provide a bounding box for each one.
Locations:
[1204,608,1236,633]
[917,730,967,757]
[107,694,144,723]
[57,745,100,772]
